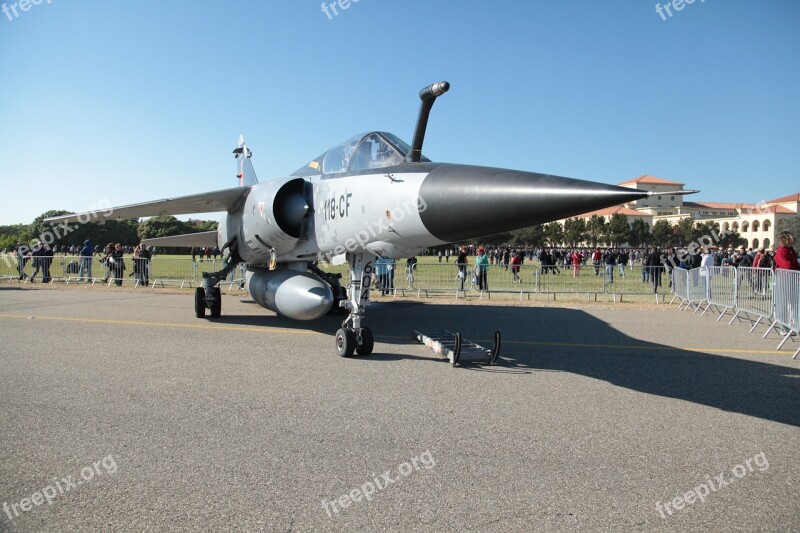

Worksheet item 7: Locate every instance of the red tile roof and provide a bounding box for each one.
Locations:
[766,193,800,204]
[618,175,685,187]
[573,206,651,218]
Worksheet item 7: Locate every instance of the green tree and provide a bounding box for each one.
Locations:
[718,230,745,250]
[606,214,630,247]
[29,210,72,247]
[510,224,545,246]
[586,215,606,248]
[675,217,696,245]
[138,216,187,240]
[0,224,34,250]
[543,222,564,246]
[481,232,514,247]
[563,218,587,247]
[777,216,800,238]
[629,218,651,248]
[651,220,673,247]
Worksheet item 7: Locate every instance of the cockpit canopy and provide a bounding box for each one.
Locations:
[291,132,429,177]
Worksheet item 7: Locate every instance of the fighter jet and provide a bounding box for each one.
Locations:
[46,82,696,357]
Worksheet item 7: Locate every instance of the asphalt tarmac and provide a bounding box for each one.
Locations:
[1,286,798,532]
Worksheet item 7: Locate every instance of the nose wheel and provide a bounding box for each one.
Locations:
[335,327,373,357]
[335,253,376,357]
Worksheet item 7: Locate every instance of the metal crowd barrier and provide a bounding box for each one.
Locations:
[317,263,672,300]
[729,267,774,332]
[668,266,798,357]
[701,266,737,320]
[764,269,800,358]
[685,267,708,312]
[671,268,689,307]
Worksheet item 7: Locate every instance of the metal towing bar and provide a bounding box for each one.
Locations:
[414,330,501,366]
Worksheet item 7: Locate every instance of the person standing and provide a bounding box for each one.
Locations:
[110,243,125,286]
[101,243,114,282]
[645,247,663,293]
[386,257,396,294]
[406,256,417,289]
[30,242,43,282]
[775,231,799,271]
[14,243,28,280]
[774,231,799,335]
[475,246,489,291]
[511,250,523,282]
[570,249,581,279]
[604,250,617,283]
[78,239,94,282]
[133,243,152,287]
[617,249,628,278]
[375,257,388,295]
[41,244,53,283]
[456,246,468,290]
[700,247,715,300]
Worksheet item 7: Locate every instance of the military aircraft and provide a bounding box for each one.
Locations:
[46,81,696,357]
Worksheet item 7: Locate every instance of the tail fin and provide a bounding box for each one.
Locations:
[233,135,259,187]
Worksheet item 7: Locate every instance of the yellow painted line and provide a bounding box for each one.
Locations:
[0,314,789,355]
[0,313,322,336]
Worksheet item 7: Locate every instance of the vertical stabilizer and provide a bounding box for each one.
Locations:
[233,135,259,187]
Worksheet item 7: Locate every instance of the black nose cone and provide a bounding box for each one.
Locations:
[418,164,648,243]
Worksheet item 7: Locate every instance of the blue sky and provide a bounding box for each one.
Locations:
[0,0,798,225]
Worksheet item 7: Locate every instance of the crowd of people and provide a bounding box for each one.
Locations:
[190,247,221,261]
[5,231,799,293]
[420,232,800,293]
[8,239,154,286]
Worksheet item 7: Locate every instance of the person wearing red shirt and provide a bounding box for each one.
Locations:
[571,250,582,278]
[775,231,800,271]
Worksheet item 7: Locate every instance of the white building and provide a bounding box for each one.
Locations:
[561,175,798,249]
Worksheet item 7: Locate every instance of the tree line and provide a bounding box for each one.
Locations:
[0,211,217,253]
[476,213,759,250]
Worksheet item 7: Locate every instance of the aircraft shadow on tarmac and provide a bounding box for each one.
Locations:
[220,300,800,428]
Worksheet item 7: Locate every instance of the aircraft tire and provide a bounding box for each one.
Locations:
[355,327,374,356]
[195,287,206,318]
[335,328,356,358]
[210,288,222,318]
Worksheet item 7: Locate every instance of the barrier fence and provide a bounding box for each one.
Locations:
[671,266,798,358]
[0,255,245,289]
[2,255,673,298]
[764,269,800,358]
[327,263,672,300]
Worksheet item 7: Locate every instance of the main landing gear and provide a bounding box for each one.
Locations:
[335,253,374,357]
[195,248,240,320]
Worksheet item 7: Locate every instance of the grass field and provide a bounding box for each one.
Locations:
[1,253,671,298]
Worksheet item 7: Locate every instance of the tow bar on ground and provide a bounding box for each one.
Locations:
[413,330,501,366]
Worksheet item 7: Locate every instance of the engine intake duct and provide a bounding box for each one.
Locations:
[274,178,308,239]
